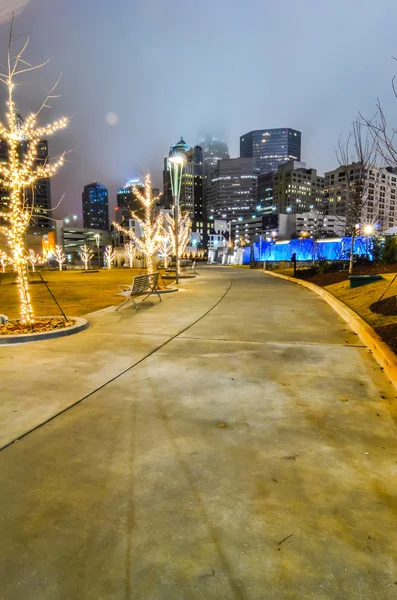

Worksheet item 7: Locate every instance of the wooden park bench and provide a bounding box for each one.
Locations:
[165,260,196,276]
[116,272,161,311]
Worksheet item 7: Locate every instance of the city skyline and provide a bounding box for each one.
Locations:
[0,1,397,222]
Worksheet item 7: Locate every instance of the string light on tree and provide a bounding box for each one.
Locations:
[157,235,172,268]
[112,173,162,274]
[54,245,65,271]
[104,245,116,269]
[0,19,69,325]
[164,211,192,258]
[79,244,93,270]
[28,249,41,271]
[0,250,10,272]
[124,241,136,268]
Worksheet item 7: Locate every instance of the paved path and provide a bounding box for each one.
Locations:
[1,267,397,599]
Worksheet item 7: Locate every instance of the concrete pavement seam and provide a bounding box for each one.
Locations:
[264,269,397,392]
[0,279,233,453]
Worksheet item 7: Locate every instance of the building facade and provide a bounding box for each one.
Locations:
[257,171,275,214]
[323,164,397,232]
[240,128,301,174]
[116,179,145,225]
[0,126,52,231]
[163,138,206,245]
[273,161,324,215]
[82,182,109,230]
[207,157,259,221]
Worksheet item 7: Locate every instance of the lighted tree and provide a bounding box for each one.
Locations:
[54,245,65,271]
[124,241,136,267]
[158,235,172,268]
[113,173,162,274]
[28,249,40,271]
[104,245,115,269]
[79,244,93,270]
[0,250,10,272]
[164,211,192,258]
[0,22,68,324]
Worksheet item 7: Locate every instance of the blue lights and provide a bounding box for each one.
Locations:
[242,236,372,264]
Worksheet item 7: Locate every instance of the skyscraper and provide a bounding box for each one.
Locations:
[163,138,204,220]
[240,128,301,174]
[208,157,259,221]
[82,182,109,230]
[0,115,52,231]
[116,179,145,224]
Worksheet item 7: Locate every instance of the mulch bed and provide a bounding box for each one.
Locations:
[371,296,397,316]
[375,323,397,355]
[0,317,75,336]
[297,264,397,287]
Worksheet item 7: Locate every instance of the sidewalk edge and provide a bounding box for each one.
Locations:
[264,269,397,391]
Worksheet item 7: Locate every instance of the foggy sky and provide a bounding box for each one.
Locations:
[1,0,397,223]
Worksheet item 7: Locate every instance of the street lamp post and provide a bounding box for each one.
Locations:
[168,155,185,284]
[94,233,100,268]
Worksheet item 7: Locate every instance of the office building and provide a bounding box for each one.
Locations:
[240,128,301,174]
[199,136,230,198]
[82,182,109,230]
[116,179,145,224]
[163,138,206,245]
[273,161,324,215]
[0,118,52,231]
[257,171,275,214]
[208,157,259,221]
[324,164,397,232]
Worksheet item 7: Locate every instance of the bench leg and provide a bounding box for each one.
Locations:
[116,297,130,311]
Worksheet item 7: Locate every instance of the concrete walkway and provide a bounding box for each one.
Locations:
[1,267,397,599]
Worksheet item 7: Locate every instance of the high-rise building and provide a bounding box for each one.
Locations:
[207,157,260,221]
[82,182,109,230]
[257,172,275,214]
[273,161,324,215]
[163,138,204,217]
[116,179,145,224]
[198,137,230,194]
[240,128,301,174]
[163,138,206,244]
[0,116,52,231]
[323,164,397,232]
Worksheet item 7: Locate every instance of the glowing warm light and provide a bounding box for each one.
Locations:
[104,245,116,269]
[0,25,68,325]
[124,241,136,268]
[28,249,41,271]
[164,212,192,258]
[112,173,162,274]
[0,250,10,272]
[79,244,94,270]
[157,235,172,268]
[364,224,374,235]
[54,245,65,271]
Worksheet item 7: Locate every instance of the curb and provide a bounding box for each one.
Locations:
[264,270,397,391]
[0,316,89,345]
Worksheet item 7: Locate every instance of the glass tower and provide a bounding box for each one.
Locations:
[82,182,109,230]
[240,128,301,174]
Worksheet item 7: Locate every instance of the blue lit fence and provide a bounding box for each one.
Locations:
[242,236,372,264]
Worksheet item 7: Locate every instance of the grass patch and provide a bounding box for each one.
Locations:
[0,268,171,318]
[325,274,397,329]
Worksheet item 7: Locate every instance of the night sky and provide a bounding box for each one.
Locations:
[1,0,397,223]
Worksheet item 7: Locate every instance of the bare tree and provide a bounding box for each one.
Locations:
[0,18,68,324]
[360,62,397,169]
[336,119,377,274]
